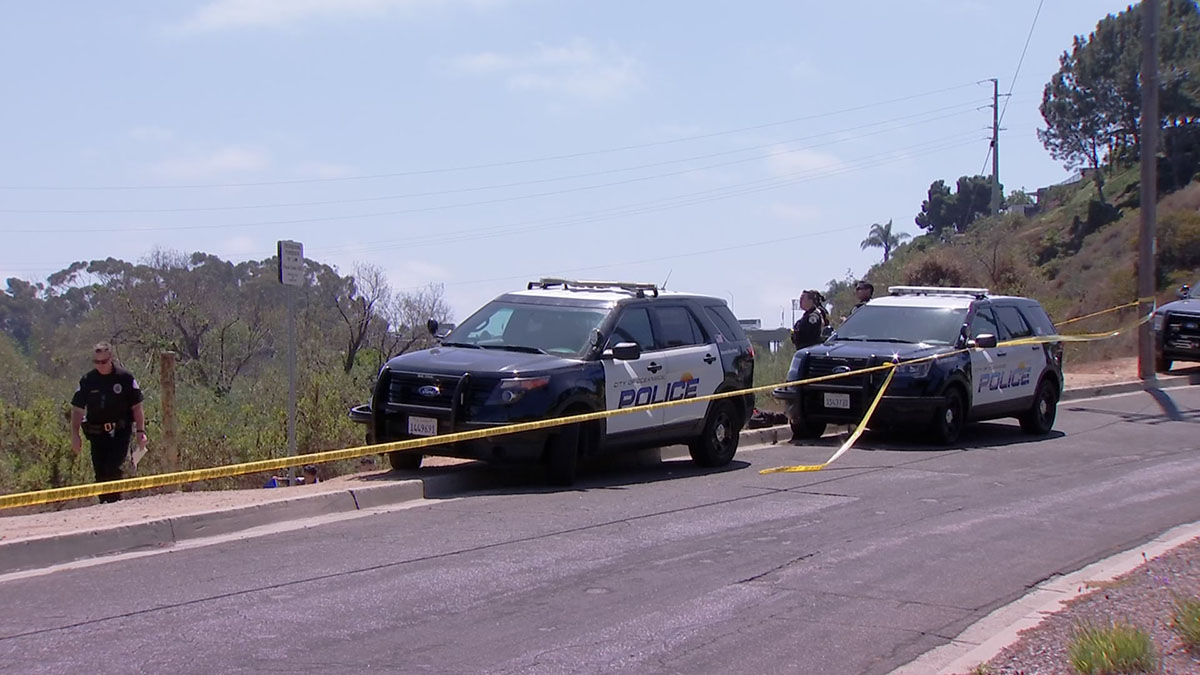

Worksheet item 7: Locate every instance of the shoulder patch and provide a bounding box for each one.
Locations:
[808,314,819,324]
[131,378,140,390]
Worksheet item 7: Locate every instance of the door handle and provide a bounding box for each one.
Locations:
[647,362,662,373]
[703,354,716,364]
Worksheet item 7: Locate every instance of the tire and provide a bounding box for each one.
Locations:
[545,422,581,487]
[789,417,827,440]
[1019,378,1059,435]
[930,387,966,445]
[388,450,422,471]
[1156,354,1172,373]
[689,400,742,467]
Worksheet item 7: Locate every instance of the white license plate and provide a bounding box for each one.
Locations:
[824,392,851,409]
[407,416,438,436]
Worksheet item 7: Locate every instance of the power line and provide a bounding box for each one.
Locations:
[0,129,982,235]
[982,0,1046,174]
[1,101,987,215]
[0,82,984,192]
[0,135,979,272]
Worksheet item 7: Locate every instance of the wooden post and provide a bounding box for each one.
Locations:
[160,351,179,485]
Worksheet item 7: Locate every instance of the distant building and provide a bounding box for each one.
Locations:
[737,318,762,330]
[744,327,791,354]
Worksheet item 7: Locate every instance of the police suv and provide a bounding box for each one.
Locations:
[1153,281,1200,372]
[356,279,755,485]
[772,286,1063,444]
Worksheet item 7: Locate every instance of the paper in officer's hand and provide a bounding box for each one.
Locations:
[130,444,149,471]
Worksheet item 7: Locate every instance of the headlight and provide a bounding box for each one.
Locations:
[895,360,932,378]
[488,376,551,405]
[1152,313,1165,331]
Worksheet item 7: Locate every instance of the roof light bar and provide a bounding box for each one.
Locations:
[528,278,660,298]
[888,285,990,298]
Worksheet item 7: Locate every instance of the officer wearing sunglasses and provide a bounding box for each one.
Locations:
[70,342,147,503]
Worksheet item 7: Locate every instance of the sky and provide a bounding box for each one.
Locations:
[0,0,1142,328]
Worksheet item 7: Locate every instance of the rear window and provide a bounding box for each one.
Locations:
[994,306,1033,339]
[704,304,748,343]
[1017,302,1056,337]
[655,306,707,347]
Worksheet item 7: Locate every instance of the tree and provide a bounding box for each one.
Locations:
[331,262,389,374]
[859,219,910,263]
[1005,189,1035,207]
[370,283,453,374]
[1038,0,1200,199]
[915,175,995,236]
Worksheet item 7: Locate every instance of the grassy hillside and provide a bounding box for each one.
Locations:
[839,169,1200,365]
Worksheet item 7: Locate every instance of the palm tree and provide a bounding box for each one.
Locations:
[859,219,910,263]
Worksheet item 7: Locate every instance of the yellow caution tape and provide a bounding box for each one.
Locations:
[0,302,1165,509]
[760,367,897,474]
[1053,296,1155,328]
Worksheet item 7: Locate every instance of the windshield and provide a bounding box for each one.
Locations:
[833,305,967,346]
[445,301,609,357]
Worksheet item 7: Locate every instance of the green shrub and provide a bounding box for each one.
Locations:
[1067,621,1156,674]
[1172,594,1200,651]
[1159,209,1200,269]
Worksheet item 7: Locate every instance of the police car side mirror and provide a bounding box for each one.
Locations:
[610,342,641,361]
[970,334,998,349]
[426,318,439,336]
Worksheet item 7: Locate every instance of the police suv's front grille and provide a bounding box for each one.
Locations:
[388,372,462,410]
[1165,312,1200,351]
[806,356,871,387]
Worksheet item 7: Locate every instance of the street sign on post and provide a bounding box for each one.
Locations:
[277,240,303,482]
[278,240,304,287]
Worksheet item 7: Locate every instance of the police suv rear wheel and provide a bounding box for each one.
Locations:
[931,387,965,445]
[1019,378,1058,435]
[689,400,741,467]
[388,450,422,471]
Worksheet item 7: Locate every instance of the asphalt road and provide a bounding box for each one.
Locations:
[2,387,1199,675]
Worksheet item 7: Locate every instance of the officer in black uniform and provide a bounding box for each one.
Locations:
[70,342,147,503]
[790,290,830,349]
[852,280,874,313]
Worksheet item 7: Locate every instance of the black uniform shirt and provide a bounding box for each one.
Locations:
[791,309,827,349]
[71,367,144,424]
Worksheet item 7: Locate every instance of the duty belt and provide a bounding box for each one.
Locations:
[83,420,127,435]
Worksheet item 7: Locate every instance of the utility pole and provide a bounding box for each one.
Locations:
[1138,0,1159,380]
[988,77,1002,214]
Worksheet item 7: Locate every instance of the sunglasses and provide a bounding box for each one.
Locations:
[93,358,111,365]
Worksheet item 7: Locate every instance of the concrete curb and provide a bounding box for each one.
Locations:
[1,377,1192,576]
[0,479,423,576]
[891,520,1200,675]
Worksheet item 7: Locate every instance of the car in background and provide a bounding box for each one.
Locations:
[1153,281,1200,372]
[772,286,1063,444]
[352,278,755,485]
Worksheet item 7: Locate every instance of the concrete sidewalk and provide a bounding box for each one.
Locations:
[1,374,1195,576]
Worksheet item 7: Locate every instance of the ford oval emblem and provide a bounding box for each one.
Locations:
[832,365,852,374]
[417,385,440,398]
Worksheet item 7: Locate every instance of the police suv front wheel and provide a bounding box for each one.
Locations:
[1019,378,1059,435]
[689,400,742,467]
[931,387,965,445]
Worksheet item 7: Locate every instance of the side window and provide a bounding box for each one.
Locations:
[607,307,655,350]
[970,306,1000,339]
[704,305,748,343]
[1018,303,1056,336]
[995,306,1033,339]
[655,306,706,348]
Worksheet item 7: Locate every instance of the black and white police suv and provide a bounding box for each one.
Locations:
[772,286,1063,444]
[353,278,755,485]
[1153,281,1200,373]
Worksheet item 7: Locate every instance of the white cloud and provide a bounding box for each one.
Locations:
[451,39,641,101]
[766,147,844,178]
[152,145,271,180]
[172,0,506,33]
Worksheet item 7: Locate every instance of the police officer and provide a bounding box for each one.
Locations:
[791,290,830,349]
[70,342,147,503]
[852,280,874,313]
